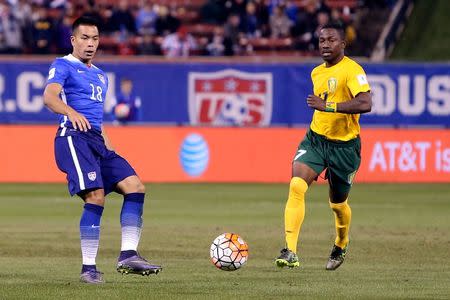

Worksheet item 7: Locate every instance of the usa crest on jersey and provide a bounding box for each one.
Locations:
[188,69,273,126]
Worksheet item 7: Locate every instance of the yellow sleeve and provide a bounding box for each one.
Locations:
[310,67,316,84]
[346,65,371,97]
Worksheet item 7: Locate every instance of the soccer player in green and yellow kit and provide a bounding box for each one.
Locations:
[275,22,372,270]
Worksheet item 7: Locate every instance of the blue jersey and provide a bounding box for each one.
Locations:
[47,54,108,131]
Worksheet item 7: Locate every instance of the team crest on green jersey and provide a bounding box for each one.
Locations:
[328,77,337,93]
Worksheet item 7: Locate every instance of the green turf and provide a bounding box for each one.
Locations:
[0,183,449,299]
[391,0,450,61]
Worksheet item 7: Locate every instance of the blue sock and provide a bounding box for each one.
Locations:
[81,264,97,273]
[80,203,104,271]
[119,250,138,261]
[119,193,144,261]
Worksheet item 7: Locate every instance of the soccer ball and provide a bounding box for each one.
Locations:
[210,233,249,271]
[114,103,130,119]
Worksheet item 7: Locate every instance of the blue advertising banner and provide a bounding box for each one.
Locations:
[0,59,448,126]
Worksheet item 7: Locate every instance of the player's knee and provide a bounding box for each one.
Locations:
[329,190,349,204]
[118,176,145,194]
[127,178,145,193]
[136,181,146,193]
[290,177,308,195]
[84,193,105,206]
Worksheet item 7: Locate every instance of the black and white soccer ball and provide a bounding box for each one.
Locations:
[210,233,249,271]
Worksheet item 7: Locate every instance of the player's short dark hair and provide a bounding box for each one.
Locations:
[321,22,345,40]
[72,16,99,33]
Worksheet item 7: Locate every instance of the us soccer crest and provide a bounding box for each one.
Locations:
[188,69,273,126]
[88,172,97,181]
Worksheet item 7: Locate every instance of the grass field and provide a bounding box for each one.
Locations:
[0,183,449,299]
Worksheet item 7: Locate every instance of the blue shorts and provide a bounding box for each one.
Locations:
[54,127,136,196]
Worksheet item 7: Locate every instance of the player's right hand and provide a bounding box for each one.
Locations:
[307,94,326,111]
[68,110,91,132]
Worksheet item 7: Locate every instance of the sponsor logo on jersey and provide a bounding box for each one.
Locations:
[188,69,273,126]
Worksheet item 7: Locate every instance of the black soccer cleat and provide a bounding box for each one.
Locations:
[326,244,347,271]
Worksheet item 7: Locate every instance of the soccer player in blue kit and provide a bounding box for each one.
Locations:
[43,16,162,284]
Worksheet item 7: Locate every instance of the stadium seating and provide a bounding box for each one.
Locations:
[1,0,364,56]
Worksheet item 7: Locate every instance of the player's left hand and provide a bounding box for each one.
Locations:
[307,94,326,111]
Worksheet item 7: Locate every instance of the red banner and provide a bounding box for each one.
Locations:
[0,126,449,183]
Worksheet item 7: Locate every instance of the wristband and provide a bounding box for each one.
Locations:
[325,102,337,113]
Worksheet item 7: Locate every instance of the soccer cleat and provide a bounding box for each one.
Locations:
[275,248,300,268]
[80,270,105,284]
[326,244,347,270]
[117,254,162,276]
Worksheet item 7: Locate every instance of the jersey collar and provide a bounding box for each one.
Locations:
[64,54,98,69]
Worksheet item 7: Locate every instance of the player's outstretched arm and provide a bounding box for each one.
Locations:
[307,92,372,114]
[43,83,92,132]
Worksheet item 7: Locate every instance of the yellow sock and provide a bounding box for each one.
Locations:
[284,177,308,253]
[329,200,352,249]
